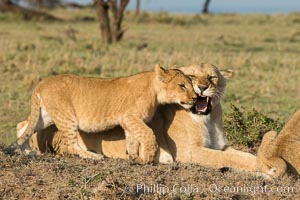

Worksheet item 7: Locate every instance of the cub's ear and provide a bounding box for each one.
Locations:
[155,64,168,81]
[220,69,234,79]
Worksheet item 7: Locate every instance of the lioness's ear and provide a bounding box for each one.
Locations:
[220,69,234,79]
[155,64,168,81]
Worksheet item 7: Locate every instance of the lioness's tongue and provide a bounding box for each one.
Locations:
[196,97,208,112]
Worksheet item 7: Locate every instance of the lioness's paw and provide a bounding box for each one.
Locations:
[268,167,277,175]
[25,149,41,156]
[158,151,174,164]
[83,152,104,160]
[71,149,104,160]
[255,172,273,180]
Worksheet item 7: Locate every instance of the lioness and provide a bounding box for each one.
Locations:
[16,64,257,172]
[257,109,300,178]
[7,64,197,163]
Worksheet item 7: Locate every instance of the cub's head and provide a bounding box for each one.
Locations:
[154,64,197,109]
[179,63,233,115]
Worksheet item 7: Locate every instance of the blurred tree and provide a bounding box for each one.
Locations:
[202,0,211,14]
[0,0,14,5]
[136,0,139,15]
[0,0,60,20]
[95,0,112,43]
[95,0,129,44]
[26,0,61,8]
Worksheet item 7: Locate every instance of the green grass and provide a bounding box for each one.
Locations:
[0,9,300,145]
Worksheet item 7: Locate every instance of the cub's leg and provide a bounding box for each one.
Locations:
[121,116,158,164]
[125,133,173,164]
[51,114,103,160]
[124,130,140,161]
[40,98,103,160]
[150,114,174,164]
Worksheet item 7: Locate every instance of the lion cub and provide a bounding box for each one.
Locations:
[8,64,197,163]
[257,109,300,177]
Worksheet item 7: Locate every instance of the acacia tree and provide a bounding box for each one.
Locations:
[202,0,211,14]
[135,0,140,15]
[95,0,129,44]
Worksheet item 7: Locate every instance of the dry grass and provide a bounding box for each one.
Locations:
[1,151,299,199]
[1,10,299,144]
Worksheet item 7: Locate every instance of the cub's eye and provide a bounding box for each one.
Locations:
[188,75,196,80]
[179,83,186,90]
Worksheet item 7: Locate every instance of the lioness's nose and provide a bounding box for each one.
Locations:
[198,86,208,92]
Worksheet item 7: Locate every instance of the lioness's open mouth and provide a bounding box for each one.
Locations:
[191,95,211,115]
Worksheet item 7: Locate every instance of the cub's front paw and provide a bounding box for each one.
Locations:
[139,140,158,164]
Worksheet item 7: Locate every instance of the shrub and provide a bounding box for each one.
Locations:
[224,104,284,147]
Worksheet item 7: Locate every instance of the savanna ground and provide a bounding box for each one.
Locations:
[0,8,300,199]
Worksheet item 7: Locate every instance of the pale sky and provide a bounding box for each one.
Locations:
[66,0,300,14]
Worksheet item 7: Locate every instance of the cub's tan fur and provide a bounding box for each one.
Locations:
[257,109,300,178]
[16,111,170,163]
[10,64,197,163]
[17,63,257,172]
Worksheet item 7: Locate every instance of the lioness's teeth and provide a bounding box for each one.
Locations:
[206,97,209,102]
[201,107,207,112]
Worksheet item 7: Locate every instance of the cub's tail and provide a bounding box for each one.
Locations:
[5,92,41,154]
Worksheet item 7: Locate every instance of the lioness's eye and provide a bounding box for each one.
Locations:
[209,75,217,81]
[179,84,186,90]
[208,76,218,85]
